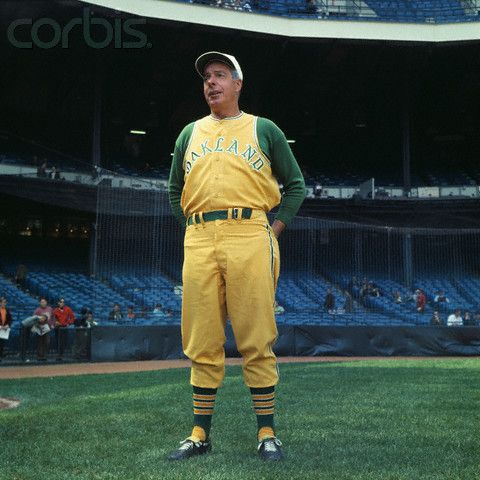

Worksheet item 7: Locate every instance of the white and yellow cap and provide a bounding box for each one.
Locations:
[195,51,243,80]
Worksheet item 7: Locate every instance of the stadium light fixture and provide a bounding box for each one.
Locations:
[287,139,296,143]
[130,130,146,135]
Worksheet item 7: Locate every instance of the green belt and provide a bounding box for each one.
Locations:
[187,208,253,226]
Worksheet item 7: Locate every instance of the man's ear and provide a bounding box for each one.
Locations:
[235,79,243,93]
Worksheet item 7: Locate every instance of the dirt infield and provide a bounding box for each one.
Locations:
[0,356,472,380]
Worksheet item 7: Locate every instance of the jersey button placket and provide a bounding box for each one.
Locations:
[212,126,223,201]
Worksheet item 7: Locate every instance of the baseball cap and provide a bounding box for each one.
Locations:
[195,51,243,80]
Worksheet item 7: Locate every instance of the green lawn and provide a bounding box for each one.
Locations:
[1,359,479,480]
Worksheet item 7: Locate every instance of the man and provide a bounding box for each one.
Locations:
[430,310,442,326]
[343,291,353,313]
[34,298,53,326]
[463,311,474,326]
[152,303,166,318]
[434,290,449,304]
[447,309,463,326]
[22,313,50,361]
[416,289,426,313]
[73,307,96,359]
[53,298,75,361]
[324,288,335,313]
[167,51,305,461]
[108,303,123,322]
[21,298,53,361]
[393,290,402,304]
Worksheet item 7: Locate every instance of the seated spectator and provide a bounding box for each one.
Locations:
[165,309,174,317]
[360,279,369,297]
[367,282,381,297]
[0,297,13,361]
[430,310,442,326]
[37,161,47,178]
[85,311,96,327]
[53,298,75,361]
[416,289,426,313]
[76,307,96,328]
[109,303,123,321]
[447,309,463,326]
[474,312,480,326]
[463,311,475,326]
[434,290,450,303]
[222,0,252,11]
[152,303,166,317]
[127,306,136,320]
[274,301,285,315]
[343,292,353,313]
[393,291,402,303]
[406,289,417,303]
[324,288,335,313]
[141,306,150,319]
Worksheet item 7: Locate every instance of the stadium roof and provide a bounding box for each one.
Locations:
[80,0,480,42]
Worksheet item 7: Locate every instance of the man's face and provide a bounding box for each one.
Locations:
[58,299,65,308]
[40,299,47,308]
[203,62,242,109]
[0,299,6,307]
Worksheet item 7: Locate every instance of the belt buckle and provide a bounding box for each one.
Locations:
[233,208,239,220]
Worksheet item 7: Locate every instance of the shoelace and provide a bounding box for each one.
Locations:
[178,439,202,450]
[258,437,282,452]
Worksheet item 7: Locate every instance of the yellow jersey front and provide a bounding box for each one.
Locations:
[181,112,281,217]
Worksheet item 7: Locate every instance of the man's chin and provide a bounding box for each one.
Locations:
[207,98,223,107]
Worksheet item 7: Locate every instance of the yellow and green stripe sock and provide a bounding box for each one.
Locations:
[190,386,217,441]
[250,386,275,441]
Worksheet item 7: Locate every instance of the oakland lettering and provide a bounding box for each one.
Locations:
[185,138,265,174]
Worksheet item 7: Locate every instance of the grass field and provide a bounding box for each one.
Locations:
[1,359,479,480]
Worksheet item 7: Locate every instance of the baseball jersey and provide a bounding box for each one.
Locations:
[169,111,305,226]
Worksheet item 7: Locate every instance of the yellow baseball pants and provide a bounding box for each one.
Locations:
[181,209,280,389]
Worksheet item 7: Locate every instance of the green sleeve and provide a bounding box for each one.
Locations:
[257,117,306,226]
[168,122,195,226]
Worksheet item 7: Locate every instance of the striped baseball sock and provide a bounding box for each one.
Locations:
[250,386,275,441]
[190,386,217,441]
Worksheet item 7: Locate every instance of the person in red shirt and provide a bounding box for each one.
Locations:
[53,298,75,361]
[416,289,426,313]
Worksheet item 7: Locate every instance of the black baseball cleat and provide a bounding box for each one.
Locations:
[167,438,212,461]
[257,437,284,461]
